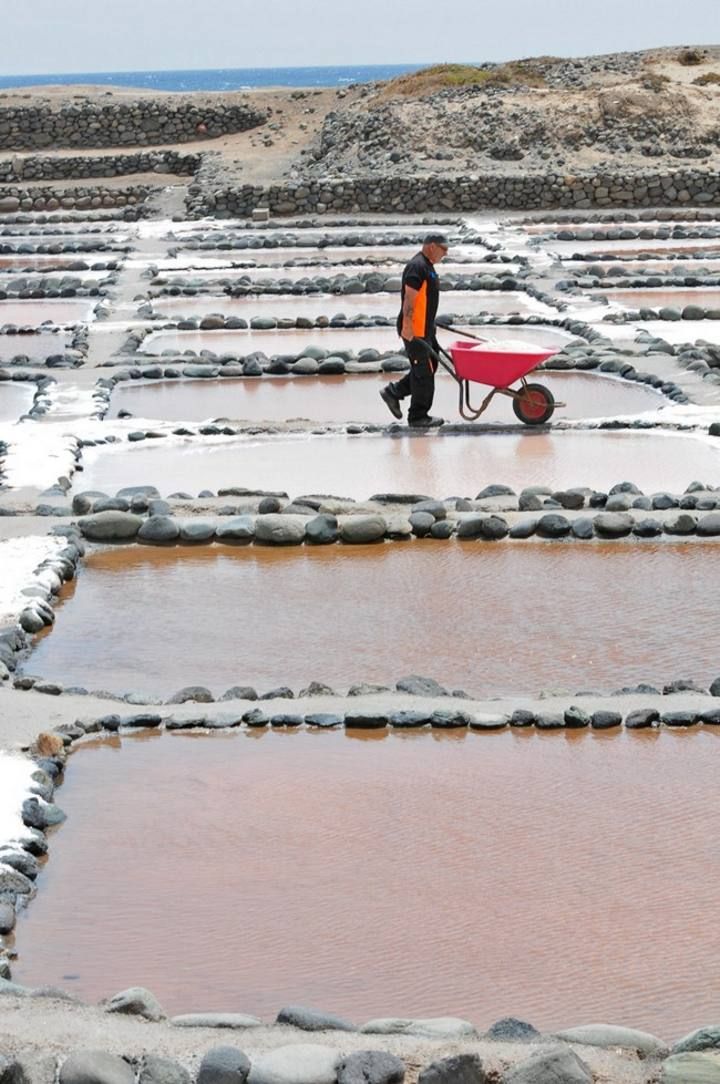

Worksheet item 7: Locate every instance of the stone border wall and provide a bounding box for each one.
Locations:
[0,151,201,183]
[0,369,55,420]
[0,186,152,215]
[186,170,720,218]
[0,102,266,151]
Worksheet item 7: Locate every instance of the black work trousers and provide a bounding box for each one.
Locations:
[389,336,438,422]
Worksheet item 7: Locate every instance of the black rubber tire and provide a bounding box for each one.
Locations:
[512,383,555,426]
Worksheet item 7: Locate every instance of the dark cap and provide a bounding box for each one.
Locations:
[423,232,449,247]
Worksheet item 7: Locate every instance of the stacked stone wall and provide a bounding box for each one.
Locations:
[0,150,200,182]
[0,186,152,213]
[0,101,266,150]
[187,170,720,217]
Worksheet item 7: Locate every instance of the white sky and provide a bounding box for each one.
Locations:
[4,0,718,75]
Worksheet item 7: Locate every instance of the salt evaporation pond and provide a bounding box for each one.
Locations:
[108,371,666,424]
[601,320,720,347]
[0,332,70,362]
[0,300,95,325]
[605,288,720,310]
[12,724,720,1036]
[72,430,720,500]
[0,381,33,422]
[0,254,114,271]
[562,259,720,275]
[152,291,554,320]
[546,238,720,258]
[25,543,720,696]
[142,324,573,357]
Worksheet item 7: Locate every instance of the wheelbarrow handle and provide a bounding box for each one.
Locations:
[438,322,488,344]
[427,342,460,382]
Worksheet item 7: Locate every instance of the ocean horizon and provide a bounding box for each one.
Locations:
[0,64,427,93]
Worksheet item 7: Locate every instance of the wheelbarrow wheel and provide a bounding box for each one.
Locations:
[513,383,555,426]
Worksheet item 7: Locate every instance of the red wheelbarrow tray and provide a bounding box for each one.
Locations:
[448,340,559,387]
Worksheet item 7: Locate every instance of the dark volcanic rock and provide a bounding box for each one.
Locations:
[275,1005,355,1031]
[337,1050,405,1084]
[418,1054,487,1084]
[196,1048,250,1084]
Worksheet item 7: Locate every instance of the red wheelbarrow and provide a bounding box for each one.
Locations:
[433,329,564,425]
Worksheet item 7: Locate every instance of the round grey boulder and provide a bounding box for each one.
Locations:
[554,1024,667,1056]
[625,708,660,729]
[78,511,142,541]
[340,515,386,544]
[571,518,594,540]
[0,902,16,934]
[337,1051,405,1084]
[306,514,338,545]
[593,512,634,538]
[255,515,306,545]
[276,1005,355,1032]
[504,1046,592,1084]
[665,513,696,535]
[138,516,180,544]
[106,986,165,1021]
[410,511,435,537]
[697,513,720,537]
[21,797,66,830]
[456,515,509,540]
[180,521,216,543]
[216,517,255,543]
[591,710,622,730]
[19,609,45,634]
[396,674,448,697]
[197,1047,250,1084]
[168,686,214,704]
[536,514,571,539]
[672,1026,720,1056]
[661,1053,720,1082]
[170,1014,262,1030]
[139,1056,191,1084]
[418,1054,486,1084]
[247,1044,338,1084]
[485,1017,540,1041]
[60,1052,135,1084]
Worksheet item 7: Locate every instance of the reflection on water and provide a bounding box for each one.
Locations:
[74,429,720,500]
[26,542,720,696]
[143,324,574,357]
[12,725,720,1035]
[108,371,665,424]
[0,381,33,421]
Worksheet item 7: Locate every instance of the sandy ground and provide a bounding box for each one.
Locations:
[0,995,664,1084]
[2,85,357,186]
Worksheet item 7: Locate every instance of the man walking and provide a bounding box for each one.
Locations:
[380,232,449,428]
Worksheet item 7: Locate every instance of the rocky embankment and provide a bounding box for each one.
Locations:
[296,46,720,179]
